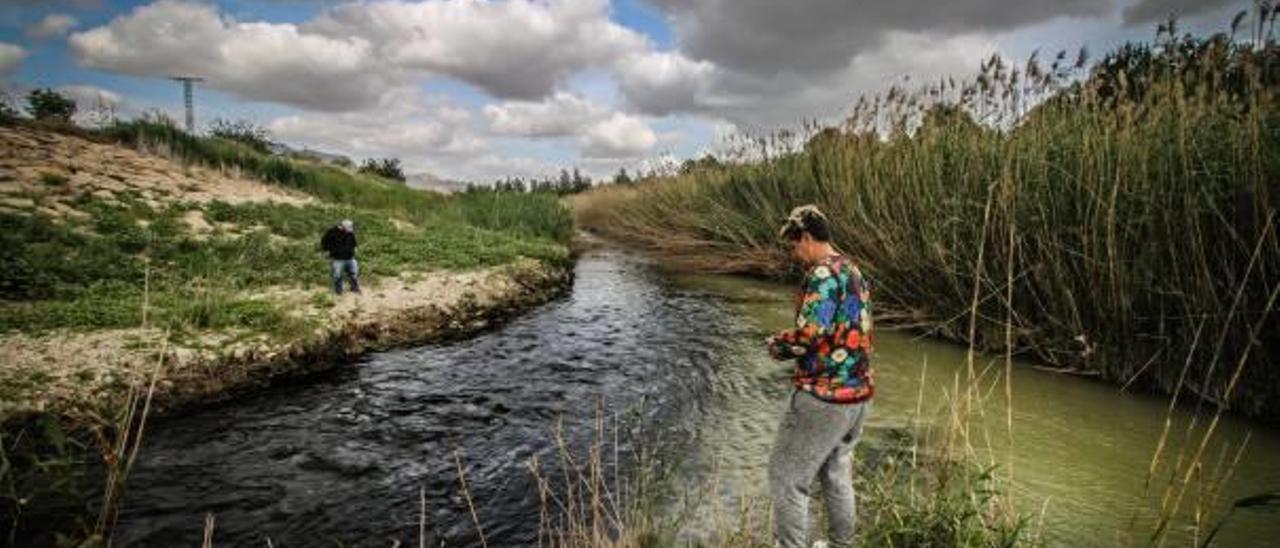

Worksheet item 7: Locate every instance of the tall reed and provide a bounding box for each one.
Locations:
[575,19,1280,421]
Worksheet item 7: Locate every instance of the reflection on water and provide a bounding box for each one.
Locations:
[666,272,1280,548]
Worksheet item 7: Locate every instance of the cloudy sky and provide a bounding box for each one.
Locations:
[0,0,1251,181]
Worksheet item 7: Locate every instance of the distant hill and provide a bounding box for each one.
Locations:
[407,172,470,194]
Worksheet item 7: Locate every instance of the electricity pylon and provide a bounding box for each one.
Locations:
[170,76,204,133]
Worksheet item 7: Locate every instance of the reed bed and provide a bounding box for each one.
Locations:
[527,364,1030,547]
[575,22,1280,421]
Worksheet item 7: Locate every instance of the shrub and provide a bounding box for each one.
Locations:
[357,157,406,182]
[25,89,77,124]
[207,118,275,154]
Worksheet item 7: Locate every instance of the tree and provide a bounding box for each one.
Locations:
[26,88,76,124]
[679,154,723,175]
[571,168,591,193]
[209,118,276,153]
[358,157,406,182]
[613,168,632,185]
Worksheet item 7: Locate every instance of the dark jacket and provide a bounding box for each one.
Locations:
[321,226,357,260]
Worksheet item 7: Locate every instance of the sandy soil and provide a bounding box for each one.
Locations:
[0,258,570,418]
[0,125,312,229]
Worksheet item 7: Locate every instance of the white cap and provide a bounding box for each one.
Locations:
[340,219,354,231]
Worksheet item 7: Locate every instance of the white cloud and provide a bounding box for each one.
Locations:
[0,43,27,76]
[27,13,78,39]
[621,0,1123,128]
[581,112,657,158]
[69,0,400,111]
[66,0,657,113]
[306,0,648,100]
[649,0,1110,79]
[266,87,488,174]
[614,51,717,116]
[54,0,1169,180]
[618,31,1002,130]
[483,91,663,161]
[484,92,606,137]
[451,153,563,182]
[57,84,123,108]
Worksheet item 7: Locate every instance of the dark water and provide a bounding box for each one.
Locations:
[117,248,1280,547]
[116,250,740,546]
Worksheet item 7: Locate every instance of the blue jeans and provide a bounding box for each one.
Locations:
[330,259,360,294]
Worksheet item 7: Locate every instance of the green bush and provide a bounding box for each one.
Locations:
[357,157,406,182]
[25,89,76,124]
[207,118,275,154]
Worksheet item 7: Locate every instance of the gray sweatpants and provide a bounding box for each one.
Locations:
[768,391,870,548]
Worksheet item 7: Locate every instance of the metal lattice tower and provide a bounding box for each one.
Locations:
[170,76,204,133]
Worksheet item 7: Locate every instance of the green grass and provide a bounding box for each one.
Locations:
[99,118,571,246]
[2,112,573,337]
[576,30,1280,421]
[0,195,567,335]
[0,126,570,335]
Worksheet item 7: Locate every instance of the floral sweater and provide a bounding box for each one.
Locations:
[768,254,873,404]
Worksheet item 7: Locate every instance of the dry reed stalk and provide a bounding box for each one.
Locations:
[201,512,215,548]
[452,450,489,548]
[1153,277,1280,544]
[95,253,169,546]
[419,485,427,548]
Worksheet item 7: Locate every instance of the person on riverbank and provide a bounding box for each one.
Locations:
[321,219,361,295]
[766,205,873,548]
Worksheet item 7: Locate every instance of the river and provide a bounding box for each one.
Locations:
[116,248,1280,547]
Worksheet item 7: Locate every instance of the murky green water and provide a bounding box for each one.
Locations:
[664,271,1280,548]
[110,249,1278,547]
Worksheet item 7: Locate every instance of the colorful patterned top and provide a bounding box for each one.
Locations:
[768,254,874,404]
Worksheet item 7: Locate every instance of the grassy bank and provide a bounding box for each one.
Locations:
[576,29,1280,421]
[0,118,576,545]
[102,118,575,244]
[0,196,568,335]
[2,119,572,338]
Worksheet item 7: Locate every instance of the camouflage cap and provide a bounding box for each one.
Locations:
[778,204,829,241]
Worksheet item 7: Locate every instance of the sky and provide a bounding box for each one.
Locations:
[0,0,1255,182]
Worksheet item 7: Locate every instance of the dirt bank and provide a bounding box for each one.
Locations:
[0,124,312,219]
[0,258,572,419]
